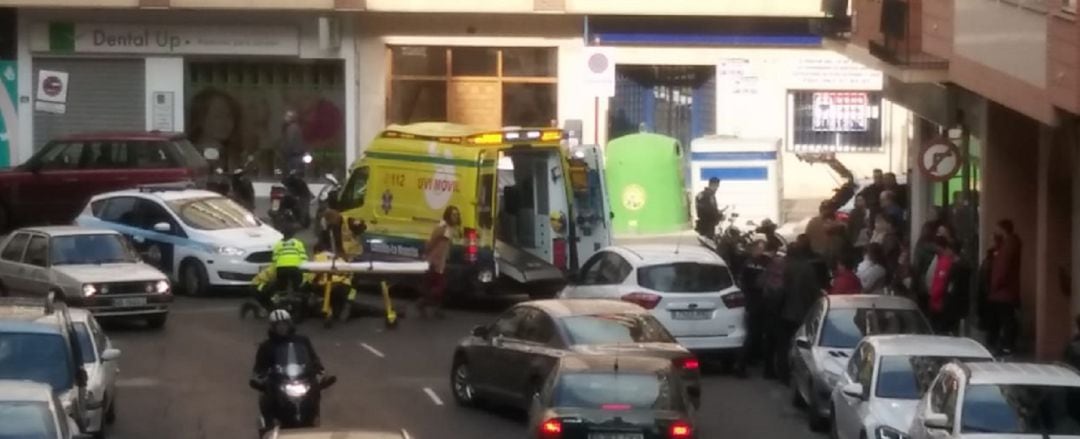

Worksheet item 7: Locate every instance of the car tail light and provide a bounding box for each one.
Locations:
[553,238,567,271]
[621,292,662,310]
[669,420,692,438]
[465,228,478,263]
[676,357,700,371]
[539,419,562,438]
[601,403,631,411]
[721,291,745,309]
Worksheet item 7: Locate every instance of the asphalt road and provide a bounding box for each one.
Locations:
[99,293,828,439]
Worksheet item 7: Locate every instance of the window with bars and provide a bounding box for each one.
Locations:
[787,90,883,153]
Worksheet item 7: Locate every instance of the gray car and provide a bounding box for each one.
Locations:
[0,226,173,328]
[788,294,931,431]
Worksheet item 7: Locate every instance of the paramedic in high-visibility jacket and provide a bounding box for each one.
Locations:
[272,227,308,294]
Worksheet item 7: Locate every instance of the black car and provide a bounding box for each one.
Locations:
[450,299,702,412]
[527,355,697,439]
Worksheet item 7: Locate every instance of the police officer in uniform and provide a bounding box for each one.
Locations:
[695,177,725,238]
[272,227,308,293]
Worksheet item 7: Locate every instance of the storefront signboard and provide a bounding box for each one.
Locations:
[42,22,299,56]
[0,61,16,167]
[790,56,883,90]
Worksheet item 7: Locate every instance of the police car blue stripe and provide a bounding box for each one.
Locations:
[78,217,214,252]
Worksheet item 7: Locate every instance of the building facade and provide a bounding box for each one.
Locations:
[824,0,1080,359]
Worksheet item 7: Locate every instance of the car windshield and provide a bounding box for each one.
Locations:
[73,323,96,364]
[876,355,987,399]
[961,384,1080,435]
[637,262,734,293]
[0,333,73,391]
[50,234,138,265]
[553,372,676,410]
[166,197,259,230]
[819,308,930,348]
[0,401,59,439]
[560,314,676,345]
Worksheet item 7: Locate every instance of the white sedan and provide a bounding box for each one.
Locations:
[830,335,993,439]
[68,309,120,437]
[77,187,283,296]
[558,243,746,363]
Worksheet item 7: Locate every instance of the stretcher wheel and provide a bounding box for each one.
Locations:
[384,315,398,329]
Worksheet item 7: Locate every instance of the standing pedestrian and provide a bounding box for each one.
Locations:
[829,251,862,295]
[848,194,872,249]
[417,206,462,319]
[281,109,307,174]
[694,177,724,238]
[857,243,888,294]
[776,236,824,381]
[926,237,969,335]
[760,241,786,380]
[883,172,908,209]
[859,169,885,214]
[735,240,770,378]
[985,219,1022,355]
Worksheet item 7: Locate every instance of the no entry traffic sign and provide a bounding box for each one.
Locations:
[35,70,69,104]
[919,137,962,182]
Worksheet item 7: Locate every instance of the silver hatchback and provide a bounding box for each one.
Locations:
[0,226,173,328]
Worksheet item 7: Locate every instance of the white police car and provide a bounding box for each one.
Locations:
[76,186,283,295]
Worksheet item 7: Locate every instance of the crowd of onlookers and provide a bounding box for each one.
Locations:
[729,166,1024,379]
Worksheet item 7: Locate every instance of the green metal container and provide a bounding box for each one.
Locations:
[605,133,691,235]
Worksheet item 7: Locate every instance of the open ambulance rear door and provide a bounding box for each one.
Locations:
[567,144,612,272]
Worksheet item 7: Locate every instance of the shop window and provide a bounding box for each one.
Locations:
[390,80,448,124]
[503,83,556,127]
[387,46,558,128]
[788,90,884,153]
[392,46,447,76]
[503,47,557,77]
[452,47,499,76]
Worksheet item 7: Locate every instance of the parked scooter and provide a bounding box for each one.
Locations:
[249,341,336,436]
[269,153,315,232]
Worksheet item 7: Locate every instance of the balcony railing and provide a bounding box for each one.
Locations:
[867,0,948,68]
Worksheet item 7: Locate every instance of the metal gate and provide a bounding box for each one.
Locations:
[609,65,715,148]
[32,58,145,150]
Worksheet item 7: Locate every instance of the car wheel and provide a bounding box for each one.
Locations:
[809,398,829,432]
[180,260,209,297]
[146,313,168,330]
[450,359,477,407]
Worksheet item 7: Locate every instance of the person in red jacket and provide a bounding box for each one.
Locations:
[985,219,1022,355]
[830,253,862,295]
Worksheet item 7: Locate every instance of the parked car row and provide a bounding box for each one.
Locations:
[782,293,1080,439]
[0,295,121,438]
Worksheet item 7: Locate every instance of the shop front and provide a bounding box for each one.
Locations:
[16,9,357,181]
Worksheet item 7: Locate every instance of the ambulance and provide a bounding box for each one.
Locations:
[337,123,612,299]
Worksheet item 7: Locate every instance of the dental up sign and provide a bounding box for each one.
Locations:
[43,22,299,56]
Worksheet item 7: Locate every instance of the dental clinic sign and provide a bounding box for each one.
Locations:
[39,22,299,56]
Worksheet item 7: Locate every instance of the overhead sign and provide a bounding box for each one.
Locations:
[919,137,963,181]
[583,46,616,98]
[35,70,68,115]
[41,22,299,56]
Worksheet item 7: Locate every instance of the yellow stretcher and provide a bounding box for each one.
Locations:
[299,260,429,329]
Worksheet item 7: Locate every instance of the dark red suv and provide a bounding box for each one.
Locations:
[0,132,208,231]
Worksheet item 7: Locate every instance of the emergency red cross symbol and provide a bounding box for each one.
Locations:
[381,190,393,214]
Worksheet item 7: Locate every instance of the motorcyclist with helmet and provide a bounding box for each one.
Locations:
[252,310,325,435]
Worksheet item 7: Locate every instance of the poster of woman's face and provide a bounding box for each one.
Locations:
[186,72,345,179]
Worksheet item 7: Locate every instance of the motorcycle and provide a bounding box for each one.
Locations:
[269,153,315,232]
[312,173,343,236]
[249,341,337,437]
[230,155,257,211]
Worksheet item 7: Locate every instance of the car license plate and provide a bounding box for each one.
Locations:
[271,199,280,211]
[672,310,711,320]
[589,434,643,439]
[113,297,147,307]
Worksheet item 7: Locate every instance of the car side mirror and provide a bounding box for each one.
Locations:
[101,348,121,362]
[319,375,337,389]
[795,336,811,350]
[76,368,88,388]
[924,412,951,430]
[471,325,490,339]
[841,382,864,399]
[153,222,172,233]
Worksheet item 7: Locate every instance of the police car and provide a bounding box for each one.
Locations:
[75,185,283,296]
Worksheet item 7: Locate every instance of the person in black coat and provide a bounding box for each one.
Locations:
[775,236,825,380]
